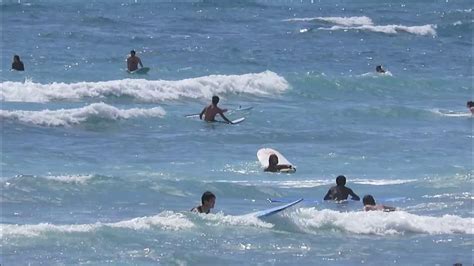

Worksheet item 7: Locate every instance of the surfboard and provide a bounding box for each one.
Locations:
[128,67,150,74]
[257,148,295,172]
[252,198,303,218]
[230,117,245,124]
[268,198,320,204]
[214,117,245,124]
[185,106,253,118]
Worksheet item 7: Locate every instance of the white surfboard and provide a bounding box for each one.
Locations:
[209,117,245,125]
[185,106,253,118]
[257,148,295,172]
[128,67,150,74]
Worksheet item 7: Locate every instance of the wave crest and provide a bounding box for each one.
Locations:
[0,71,288,103]
[291,208,472,235]
[284,16,373,26]
[1,211,193,238]
[320,24,437,36]
[0,102,166,127]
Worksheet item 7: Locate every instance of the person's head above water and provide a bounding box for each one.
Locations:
[201,191,216,205]
[336,175,346,186]
[268,154,279,166]
[363,195,376,206]
[212,96,220,105]
[13,55,20,62]
[376,65,385,73]
[467,101,474,108]
[130,50,136,56]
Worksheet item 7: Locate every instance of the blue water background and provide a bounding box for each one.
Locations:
[1,0,473,265]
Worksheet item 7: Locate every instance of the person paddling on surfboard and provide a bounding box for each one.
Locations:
[191,191,216,214]
[323,175,360,201]
[362,195,396,212]
[199,96,233,124]
[127,50,143,72]
[264,154,294,172]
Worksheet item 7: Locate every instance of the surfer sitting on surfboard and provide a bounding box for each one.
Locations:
[264,154,294,172]
[191,191,216,214]
[363,195,396,212]
[127,50,143,72]
[323,175,360,201]
[199,96,233,124]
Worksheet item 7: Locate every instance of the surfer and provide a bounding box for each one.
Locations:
[375,65,386,73]
[199,96,233,124]
[323,175,360,201]
[362,195,396,212]
[191,191,216,214]
[127,50,143,72]
[11,55,24,71]
[264,154,294,172]
[466,101,474,115]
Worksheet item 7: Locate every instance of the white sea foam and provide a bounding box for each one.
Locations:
[319,24,437,36]
[430,109,472,117]
[422,192,473,200]
[284,16,373,26]
[213,178,414,188]
[202,212,273,228]
[0,102,166,127]
[291,208,473,235]
[1,211,194,238]
[0,71,289,103]
[353,179,417,186]
[43,174,94,184]
[212,179,331,188]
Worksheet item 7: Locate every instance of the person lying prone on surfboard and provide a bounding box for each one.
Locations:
[362,195,396,212]
[199,96,233,124]
[264,154,294,172]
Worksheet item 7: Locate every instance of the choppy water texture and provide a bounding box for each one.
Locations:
[1,0,473,265]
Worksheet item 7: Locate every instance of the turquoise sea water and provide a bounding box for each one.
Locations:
[1,0,473,265]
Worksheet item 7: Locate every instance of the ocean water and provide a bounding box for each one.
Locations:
[1,0,473,265]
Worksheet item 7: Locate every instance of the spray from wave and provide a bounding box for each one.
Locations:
[0,102,166,127]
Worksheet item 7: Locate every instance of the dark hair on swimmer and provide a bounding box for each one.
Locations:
[268,154,279,166]
[467,101,474,108]
[201,191,216,204]
[130,50,136,55]
[14,55,20,61]
[363,195,376,206]
[336,175,346,186]
[212,96,219,105]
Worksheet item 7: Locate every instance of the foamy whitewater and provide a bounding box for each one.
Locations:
[1,0,472,265]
